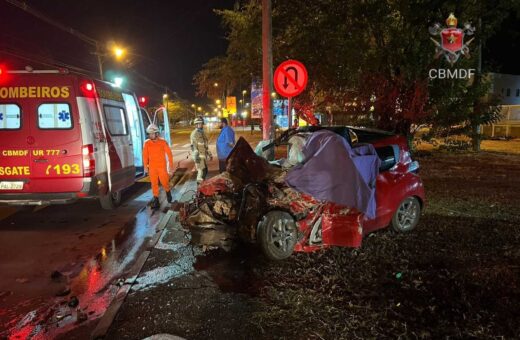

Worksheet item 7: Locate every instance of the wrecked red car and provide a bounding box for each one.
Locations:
[181,127,425,260]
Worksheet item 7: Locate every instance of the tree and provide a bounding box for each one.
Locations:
[195,0,518,147]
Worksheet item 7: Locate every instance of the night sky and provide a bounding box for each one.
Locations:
[0,1,519,103]
[0,0,235,102]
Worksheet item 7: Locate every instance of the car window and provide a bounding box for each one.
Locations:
[0,103,21,130]
[376,145,399,171]
[38,103,73,129]
[104,105,128,136]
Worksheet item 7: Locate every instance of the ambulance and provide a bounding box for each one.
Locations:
[0,67,158,209]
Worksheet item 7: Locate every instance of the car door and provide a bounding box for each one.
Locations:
[363,144,401,233]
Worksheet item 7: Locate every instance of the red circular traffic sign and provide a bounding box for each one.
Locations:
[274,60,308,98]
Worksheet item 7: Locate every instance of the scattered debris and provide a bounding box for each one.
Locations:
[68,296,79,308]
[51,270,64,281]
[0,290,12,299]
[55,287,71,297]
[76,310,88,323]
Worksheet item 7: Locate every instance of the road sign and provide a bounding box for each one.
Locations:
[226,96,237,114]
[274,60,308,98]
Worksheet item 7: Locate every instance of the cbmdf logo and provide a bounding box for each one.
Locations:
[429,13,476,65]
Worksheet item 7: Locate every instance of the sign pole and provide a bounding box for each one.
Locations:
[287,97,292,128]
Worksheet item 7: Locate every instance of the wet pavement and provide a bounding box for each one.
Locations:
[0,182,165,338]
[0,129,266,339]
[106,213,263,340]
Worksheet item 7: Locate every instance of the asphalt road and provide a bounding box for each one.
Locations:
[0,126,263,338]
[0,127,209,338]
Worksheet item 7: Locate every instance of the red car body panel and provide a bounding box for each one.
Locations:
[293,134,425,252]
[187,131,425,254]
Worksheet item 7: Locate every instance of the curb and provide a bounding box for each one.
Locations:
[91,210,174,339]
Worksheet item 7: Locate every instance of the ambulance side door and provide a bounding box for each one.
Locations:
[101,102,135,192]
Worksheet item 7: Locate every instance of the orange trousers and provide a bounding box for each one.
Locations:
[149,167,170,197]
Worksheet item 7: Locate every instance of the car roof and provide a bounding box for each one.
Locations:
[296,125,395,144]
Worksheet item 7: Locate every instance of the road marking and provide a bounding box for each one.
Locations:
[182,143,191,148]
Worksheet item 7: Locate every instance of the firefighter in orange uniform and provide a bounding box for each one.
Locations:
[143,124,174,209]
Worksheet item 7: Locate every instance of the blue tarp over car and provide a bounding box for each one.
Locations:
[285,130,380,219]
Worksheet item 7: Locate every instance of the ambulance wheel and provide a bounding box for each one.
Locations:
[257,211,297,261]
[99,190,122,210]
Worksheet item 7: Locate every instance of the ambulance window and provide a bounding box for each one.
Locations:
[0,104,21,130]
[38,103,73,129]
[104,105,128,136]
[140,108,151,127]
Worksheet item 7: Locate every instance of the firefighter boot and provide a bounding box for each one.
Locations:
[150,196,160,210]
[166,190,172,203]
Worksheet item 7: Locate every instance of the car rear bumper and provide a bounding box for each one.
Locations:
[0,180,95,206]
[0,193,80,205]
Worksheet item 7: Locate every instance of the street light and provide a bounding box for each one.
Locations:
[113,47,126,60]
[113,76,124,88]
[215,99,221,105]
[197,106,202,112]
[214,82,219,87]
[94,42,128,80]
[163,94,168,99]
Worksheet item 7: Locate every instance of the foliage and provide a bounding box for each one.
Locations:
[194,0,519,144]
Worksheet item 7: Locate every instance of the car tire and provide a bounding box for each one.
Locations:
[99,190,122,210]
[257,210,297,260]
[391,196,421,233]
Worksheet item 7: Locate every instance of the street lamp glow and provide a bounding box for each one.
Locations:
[113,47,126,60]
[215,99,221,105]
[214,82,219,87]
[241,111,248,118]
[197,106,202,111]
[271,92,277,98]
[213,108,218,112]
[113,77,124,88]
[191,104,196,108]
[163,94,168,99]
[242,90,247,95]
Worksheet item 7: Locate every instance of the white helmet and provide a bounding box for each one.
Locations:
[146,124,159,134]
[194,117,204,125]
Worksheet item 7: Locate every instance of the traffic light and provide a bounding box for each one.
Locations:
[138,96,148,107]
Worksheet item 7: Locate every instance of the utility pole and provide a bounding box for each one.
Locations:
[262,0,274,153]
[472,17,483,152]
[95,42,104,80]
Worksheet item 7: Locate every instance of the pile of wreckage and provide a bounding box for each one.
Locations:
[180,129,381,260]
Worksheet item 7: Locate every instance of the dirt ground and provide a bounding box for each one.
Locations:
[243,150,520,339]
[110,145,520,339]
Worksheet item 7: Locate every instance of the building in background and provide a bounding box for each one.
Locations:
[482,73,520,138]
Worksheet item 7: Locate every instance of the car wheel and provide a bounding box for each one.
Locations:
[391,196,421,232]
[99,190,122,210]
[257,211,297,260]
